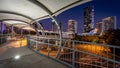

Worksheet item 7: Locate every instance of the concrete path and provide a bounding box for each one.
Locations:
[0,41,69,68]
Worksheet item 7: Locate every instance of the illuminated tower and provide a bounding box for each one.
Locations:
[83,6,94,33]
[96,21,103,34]
[68,20,77,38]
[102,16,117,32]
[95,16,117,35]
[68,20,77,35]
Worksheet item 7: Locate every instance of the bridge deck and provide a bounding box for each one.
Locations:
[0,41,68,68]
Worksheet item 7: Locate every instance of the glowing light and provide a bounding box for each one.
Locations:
[14,55,21,60]
[16,41,19,44]
[94,28,98,33]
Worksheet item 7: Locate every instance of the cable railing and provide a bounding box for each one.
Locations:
[27,35,120,68]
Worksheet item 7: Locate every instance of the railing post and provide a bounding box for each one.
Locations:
[0,34,1,45]
[100,44,103,67]
[56,39,62,58]
[72,41,75,68]
[107,45,108,68]
[36,35,38,51]
[48,39,50,57]
[27,35,30,47]
[113,47,115,68]
[20,37,22,47]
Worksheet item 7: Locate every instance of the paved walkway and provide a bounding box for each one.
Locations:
[0,41,69,68]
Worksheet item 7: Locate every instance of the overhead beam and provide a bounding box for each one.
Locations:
[19,25,31,29]
[0,11,34,20]
[0,19,29,24]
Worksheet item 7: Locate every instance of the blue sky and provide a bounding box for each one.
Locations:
[40,0,120,33]
[94,0,120,28]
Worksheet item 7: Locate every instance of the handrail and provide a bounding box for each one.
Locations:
[30,36,120,48]
[27,35,120,68]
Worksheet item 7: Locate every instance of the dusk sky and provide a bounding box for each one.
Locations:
[40,0,120,33]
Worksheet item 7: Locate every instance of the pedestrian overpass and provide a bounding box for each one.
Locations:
[0,0,120,68]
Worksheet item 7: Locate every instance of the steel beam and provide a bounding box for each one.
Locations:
[29,0,62,58]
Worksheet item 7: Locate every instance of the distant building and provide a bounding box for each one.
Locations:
[96,21,103,34]
[95,16,116,35]
[102,16,116,31]
[68,20,77,38]
[0,21,5,34]
[83,6,94,33]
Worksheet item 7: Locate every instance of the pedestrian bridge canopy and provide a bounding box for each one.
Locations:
[0,0,120,68]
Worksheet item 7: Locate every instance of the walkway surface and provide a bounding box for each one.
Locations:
[0,41,68,68]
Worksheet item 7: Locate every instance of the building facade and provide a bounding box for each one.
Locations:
[68,20,77,38]
[96,21,102,34]
[95,16,116,35]
[83,6,94,33]
[102,16,116,31]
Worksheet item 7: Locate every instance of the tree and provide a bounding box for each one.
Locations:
[102,29,120,46]
[102,29,120,61]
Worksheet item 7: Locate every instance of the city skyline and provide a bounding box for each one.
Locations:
[40,0,120,33]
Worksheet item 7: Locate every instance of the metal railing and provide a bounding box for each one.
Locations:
[0,34,12,45]
[27,35,120,68]
[0,34,27,47]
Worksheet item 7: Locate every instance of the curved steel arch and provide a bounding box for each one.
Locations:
[29,20,46,40]
[20,25,32,29]
[0,11,45,36]
[0,19,29,24]
[0,19,43,30]
[29,0,62,58]
[1,18,46,39]
[0,11,34,20]
[0,18,41,36]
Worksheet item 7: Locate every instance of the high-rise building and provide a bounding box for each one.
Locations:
[95,16,116,35]
[83,6,94,33]
[68,20,77,38]
[68,20,77,36]
[102,16,116,31]
[96,21,103,34]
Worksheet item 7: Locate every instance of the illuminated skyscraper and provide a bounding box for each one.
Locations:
[96,21,103,34]
[68,20,77,35]
[102,16,116,31]
[83,6,94,33]
[95,16,116,35]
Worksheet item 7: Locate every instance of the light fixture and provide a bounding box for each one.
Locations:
[14,55,21,60]
[16,41,20,44]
